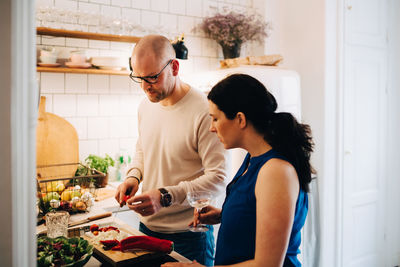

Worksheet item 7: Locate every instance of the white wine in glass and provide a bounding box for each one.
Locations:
[187,191,213,232]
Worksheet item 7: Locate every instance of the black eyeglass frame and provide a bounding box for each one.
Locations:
[129,59,173,84]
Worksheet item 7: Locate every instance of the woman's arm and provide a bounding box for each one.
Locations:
[251,158,299,267]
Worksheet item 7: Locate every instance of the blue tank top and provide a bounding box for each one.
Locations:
[214,149,308,266]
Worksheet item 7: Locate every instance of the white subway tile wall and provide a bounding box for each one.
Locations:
[37,0,256,161]
[41,73,65,94]
[88,75,109,94]
[66,117,88,139]
[53,94,77,117]
[186,0,203,17]
[66,37,89,48]
[169,0,186,15]
[77,95,99,116]
[65,74,88,94]
[131,0,150,10]
[78,2,100,13]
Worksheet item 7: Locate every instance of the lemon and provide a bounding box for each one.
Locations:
[43,192,60,202]
[61,190,72,201]
[55,183,65,192]
[70,190,81,199]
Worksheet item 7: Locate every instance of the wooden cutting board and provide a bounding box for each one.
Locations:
[36,96,79,181]
[83,226,166,266]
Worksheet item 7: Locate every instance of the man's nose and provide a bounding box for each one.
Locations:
[141,81,152,90]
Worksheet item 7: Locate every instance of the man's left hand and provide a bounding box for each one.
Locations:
[127,189,163,216]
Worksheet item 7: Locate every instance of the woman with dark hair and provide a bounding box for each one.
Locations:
[162,74,314,267]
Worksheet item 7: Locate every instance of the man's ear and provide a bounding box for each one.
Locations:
[171,59,179,76]
[236,112,247,129]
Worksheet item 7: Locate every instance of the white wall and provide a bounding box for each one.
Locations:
[263,0,325,181]
[262,3,327,264]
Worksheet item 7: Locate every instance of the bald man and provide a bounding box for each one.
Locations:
[115,35,226,265]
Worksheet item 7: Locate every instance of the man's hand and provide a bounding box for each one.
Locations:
[127,189,163,216]
[190,205,221,227]
[114,177,140,206]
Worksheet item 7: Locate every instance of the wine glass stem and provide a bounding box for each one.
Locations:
[196,208,201,227]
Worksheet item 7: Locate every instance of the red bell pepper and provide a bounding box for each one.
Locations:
[119,236,174,254]
[111,244,121,251]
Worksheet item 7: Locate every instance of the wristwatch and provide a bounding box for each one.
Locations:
[158,188,172,207]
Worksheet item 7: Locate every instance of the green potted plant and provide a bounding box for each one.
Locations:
[76,154,115,188]
[194,10,270,59]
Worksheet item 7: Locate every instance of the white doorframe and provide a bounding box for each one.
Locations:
[9,0,37,265]
[385,0,400,264]
[319,0,345,266]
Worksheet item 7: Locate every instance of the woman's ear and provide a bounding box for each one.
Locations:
[171,59,179,76]
[236,112,247,129]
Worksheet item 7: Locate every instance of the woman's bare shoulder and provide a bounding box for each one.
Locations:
[256,158,299,195]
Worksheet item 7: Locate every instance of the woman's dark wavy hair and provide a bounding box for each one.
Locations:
[208,74,314,192]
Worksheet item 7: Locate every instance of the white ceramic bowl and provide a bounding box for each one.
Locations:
[70,54,87,64]
[40,49,57,57]
[90,56,126,68]
[40,55,57,64]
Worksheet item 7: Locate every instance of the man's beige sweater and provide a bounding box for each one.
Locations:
[127,87,227,233]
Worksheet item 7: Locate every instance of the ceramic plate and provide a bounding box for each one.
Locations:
[94,65,123,71]
[38,63,61,67]
[65,62,92,69]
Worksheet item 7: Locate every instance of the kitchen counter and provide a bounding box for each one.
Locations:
[36,183,190,266]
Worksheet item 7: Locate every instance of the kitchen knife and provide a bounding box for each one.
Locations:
[68,212,112,227]
[113,195,130,225]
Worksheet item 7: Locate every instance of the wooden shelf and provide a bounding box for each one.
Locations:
[37,27,141,43]
[37,66,130,75]
[36,27,137,75]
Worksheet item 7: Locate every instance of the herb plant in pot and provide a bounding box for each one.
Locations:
[81,154,115,188]
[194,10,270,59]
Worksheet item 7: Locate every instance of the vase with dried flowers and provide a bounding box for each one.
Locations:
[194,10,270,59]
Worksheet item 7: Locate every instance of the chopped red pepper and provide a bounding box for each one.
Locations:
[119,236,174,254]
[90,224,99,232]
[98,226,120,233]
[100,239,120,250]
[100,239,120,246]
[120,195,130,207]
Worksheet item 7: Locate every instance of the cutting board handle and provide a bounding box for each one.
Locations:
[38,96,46,121]
[88,212,112,221]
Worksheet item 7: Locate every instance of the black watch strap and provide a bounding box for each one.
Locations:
[158,188,172,207]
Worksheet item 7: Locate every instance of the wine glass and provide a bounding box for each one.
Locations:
[187,191,213,232]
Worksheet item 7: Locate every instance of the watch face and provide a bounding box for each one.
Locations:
[159,188,172,207]
[163,193,172,207]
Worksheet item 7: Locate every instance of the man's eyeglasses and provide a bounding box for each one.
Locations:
[130,59,173,84]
